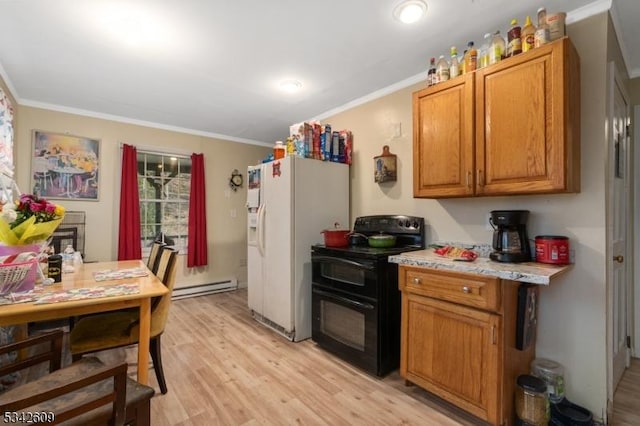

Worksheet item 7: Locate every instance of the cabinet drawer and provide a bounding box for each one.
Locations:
[401,267,501,311]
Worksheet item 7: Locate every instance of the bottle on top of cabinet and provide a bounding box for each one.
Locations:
[273,140,285,160]
[489,31,506,65]
[535,7,551,47]
[521,15,536,52]
[427,57,436,86]
[464,41,477,72]
[449,46,460,79]
[478,33,492,68]
[507,19,522,57]
[435,55,450,84]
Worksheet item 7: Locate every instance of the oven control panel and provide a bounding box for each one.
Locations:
[353,215,424,234]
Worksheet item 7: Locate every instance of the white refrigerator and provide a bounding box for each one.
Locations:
[246,156,349,341]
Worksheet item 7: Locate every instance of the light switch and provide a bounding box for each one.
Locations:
[230,209,237,218]
[392,122,402,138]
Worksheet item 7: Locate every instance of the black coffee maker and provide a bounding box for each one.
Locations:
[489,210,532,263]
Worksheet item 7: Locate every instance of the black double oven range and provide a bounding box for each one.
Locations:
[311,215,425,376]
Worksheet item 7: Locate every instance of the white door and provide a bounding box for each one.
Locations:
[262,158,294,332]
[608,62,631,398]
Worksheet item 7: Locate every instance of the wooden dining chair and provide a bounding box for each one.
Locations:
[70,247,178,395]
[0,330,155,426]
[146,240,166,274]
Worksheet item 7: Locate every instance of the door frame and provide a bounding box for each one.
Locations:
[633,105,640,357]
[606,60,633,402]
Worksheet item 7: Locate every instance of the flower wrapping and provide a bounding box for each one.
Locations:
[0,194,65,245]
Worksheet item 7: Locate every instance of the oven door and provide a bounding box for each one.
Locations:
[311,286,378,375]
[311,254,378,300]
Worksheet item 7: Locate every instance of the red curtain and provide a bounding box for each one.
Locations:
[188,153,208,267]
[117,144,142,260]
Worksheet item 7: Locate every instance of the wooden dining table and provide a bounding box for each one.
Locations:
[0,259,168,385]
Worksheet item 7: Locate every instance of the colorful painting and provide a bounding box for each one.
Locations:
[0,88,14,177]
[32,131,100,200]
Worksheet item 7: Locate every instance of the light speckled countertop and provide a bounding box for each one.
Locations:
[388,249,572,285]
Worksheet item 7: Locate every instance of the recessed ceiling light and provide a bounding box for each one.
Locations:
[279,79,303,93]
[393,0,428,24]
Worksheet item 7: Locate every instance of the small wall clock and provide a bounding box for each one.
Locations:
[229,169,243,191]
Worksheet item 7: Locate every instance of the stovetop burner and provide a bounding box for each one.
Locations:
[313,215,425,259]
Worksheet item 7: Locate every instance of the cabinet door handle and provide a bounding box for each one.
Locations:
[462,286,471,294]
[477,170,484,186]
[466,171,472,188]
[412,277,422,285]
[491,325,497,345]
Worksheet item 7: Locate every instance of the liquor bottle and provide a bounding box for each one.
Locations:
[521,15,536,52]
[449,46,459,79]
[427,57,436,86]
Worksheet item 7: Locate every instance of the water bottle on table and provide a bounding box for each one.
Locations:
[63,245,75,273]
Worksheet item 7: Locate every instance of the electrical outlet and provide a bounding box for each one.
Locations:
[239,258,247,267]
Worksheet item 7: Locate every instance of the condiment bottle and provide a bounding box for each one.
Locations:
[435,55,450,84]
[507,19,522,57]
[535,7,551,47]
[464,41,477,72]
[427,57,436,86]
[273,140,285,160]
[489,31,506,65]
[449,46,459,79]
[521,15,536,52]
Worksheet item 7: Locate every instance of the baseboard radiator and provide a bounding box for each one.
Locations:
[172,279,237,300]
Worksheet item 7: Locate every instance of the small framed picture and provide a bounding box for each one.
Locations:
[32,130,100,201]
[374,145,397,183]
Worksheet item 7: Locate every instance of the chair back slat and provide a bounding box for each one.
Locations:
[0,329,63,377]
[149,247,177,336]
[146,240,166,274]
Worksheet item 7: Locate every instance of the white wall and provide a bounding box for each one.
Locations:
[325,13,611,418]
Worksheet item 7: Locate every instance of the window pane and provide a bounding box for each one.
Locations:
[144,154,163,177]
[136,150,191,253]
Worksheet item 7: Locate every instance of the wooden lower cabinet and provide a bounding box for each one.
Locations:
[399,266,536,425]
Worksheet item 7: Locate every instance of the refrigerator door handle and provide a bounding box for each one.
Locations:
[257,202,266,257]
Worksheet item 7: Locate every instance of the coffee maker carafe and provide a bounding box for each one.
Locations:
[489,210,532,263]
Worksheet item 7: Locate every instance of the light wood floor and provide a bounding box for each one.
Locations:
[611,358,640,425]
[117,288,483,426]
[27,288,640,425]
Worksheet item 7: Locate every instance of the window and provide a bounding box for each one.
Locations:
[137,151,191,254]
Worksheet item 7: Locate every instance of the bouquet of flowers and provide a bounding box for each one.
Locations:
[0,194,65,245]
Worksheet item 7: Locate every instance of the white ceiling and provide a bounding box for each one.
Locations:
[0,0,636,146]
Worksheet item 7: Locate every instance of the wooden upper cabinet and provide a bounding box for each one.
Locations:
[413,74,474,198]
[413,37,580,198]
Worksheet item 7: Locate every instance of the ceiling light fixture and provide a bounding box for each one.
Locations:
[279,79,303,93]
[393,0,428,24]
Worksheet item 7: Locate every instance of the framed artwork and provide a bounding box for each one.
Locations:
[0,88,14,178]
[32,130,100,201]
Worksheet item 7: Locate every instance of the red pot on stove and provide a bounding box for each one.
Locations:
[321,229,350,247]
[535,235,570,264]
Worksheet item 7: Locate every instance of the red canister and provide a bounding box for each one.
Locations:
[535,236,570,264]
